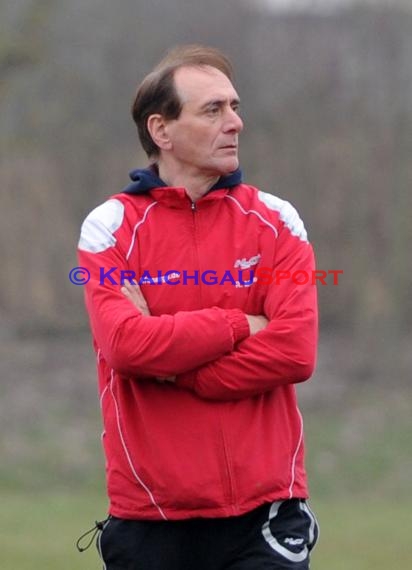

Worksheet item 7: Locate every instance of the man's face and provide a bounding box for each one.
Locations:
[164,65,244,178]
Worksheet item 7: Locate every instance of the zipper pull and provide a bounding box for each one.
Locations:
[191,202,196,211]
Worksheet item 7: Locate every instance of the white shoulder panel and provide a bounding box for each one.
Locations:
[257,191,308,242]
[78,199,125,253]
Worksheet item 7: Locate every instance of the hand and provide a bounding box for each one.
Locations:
[246,314,269,335]
[121,280,175,383]
[121,280,151,316]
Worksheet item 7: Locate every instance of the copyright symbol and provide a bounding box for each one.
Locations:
[69,267,90,285]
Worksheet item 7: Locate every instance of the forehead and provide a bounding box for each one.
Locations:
[173,65,239,106]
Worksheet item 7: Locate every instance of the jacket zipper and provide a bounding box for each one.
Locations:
[191,201,204,306]
[191,199,237,511]
[219,408,237,512]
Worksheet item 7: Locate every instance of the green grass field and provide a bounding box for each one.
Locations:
[0,491,410,569]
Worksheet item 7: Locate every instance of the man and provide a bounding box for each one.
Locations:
[78,44,319,570]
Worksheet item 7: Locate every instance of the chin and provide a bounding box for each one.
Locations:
[215,158,239,176]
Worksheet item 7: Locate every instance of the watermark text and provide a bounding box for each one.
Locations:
[69,267,343,287]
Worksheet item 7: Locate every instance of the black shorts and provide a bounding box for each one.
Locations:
[97,499,319,570]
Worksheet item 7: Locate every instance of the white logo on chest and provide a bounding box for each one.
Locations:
[234,253,261,270]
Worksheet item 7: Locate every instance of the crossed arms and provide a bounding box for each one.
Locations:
[79,227,317,402]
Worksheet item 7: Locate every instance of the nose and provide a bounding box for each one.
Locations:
[224,107,244,134]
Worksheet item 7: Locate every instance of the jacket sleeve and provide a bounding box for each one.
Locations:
[176,215,318,401]
[77,200,250,377]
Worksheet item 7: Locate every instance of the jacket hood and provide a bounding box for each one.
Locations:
[122,165,243,195]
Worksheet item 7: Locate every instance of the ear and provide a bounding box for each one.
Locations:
[147,114,172,151]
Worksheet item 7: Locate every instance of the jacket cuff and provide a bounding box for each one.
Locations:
[224,308,250,344]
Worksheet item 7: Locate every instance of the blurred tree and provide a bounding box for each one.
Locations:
[0,0,410,384]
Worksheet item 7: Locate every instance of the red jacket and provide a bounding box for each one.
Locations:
[77,168,318,521]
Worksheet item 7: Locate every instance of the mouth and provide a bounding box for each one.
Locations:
[220,145,238,150]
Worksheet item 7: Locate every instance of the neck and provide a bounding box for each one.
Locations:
[156,160,220,203]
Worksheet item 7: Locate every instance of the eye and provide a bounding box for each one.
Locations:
[207,105,220,116]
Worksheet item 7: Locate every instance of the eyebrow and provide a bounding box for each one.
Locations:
[199,97,241,110]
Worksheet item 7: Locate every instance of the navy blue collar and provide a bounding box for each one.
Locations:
[122,165,242,195]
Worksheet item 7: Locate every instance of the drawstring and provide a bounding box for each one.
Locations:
[76,517,110,552]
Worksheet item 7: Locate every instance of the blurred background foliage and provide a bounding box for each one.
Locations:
[0,0,410,568]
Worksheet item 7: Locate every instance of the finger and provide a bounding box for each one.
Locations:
[121,283,139,302]
[121,284,131,296]
[122,280,144,303]
[132,285,150,310]
[122,279,140,295]
[121,281,151,315]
